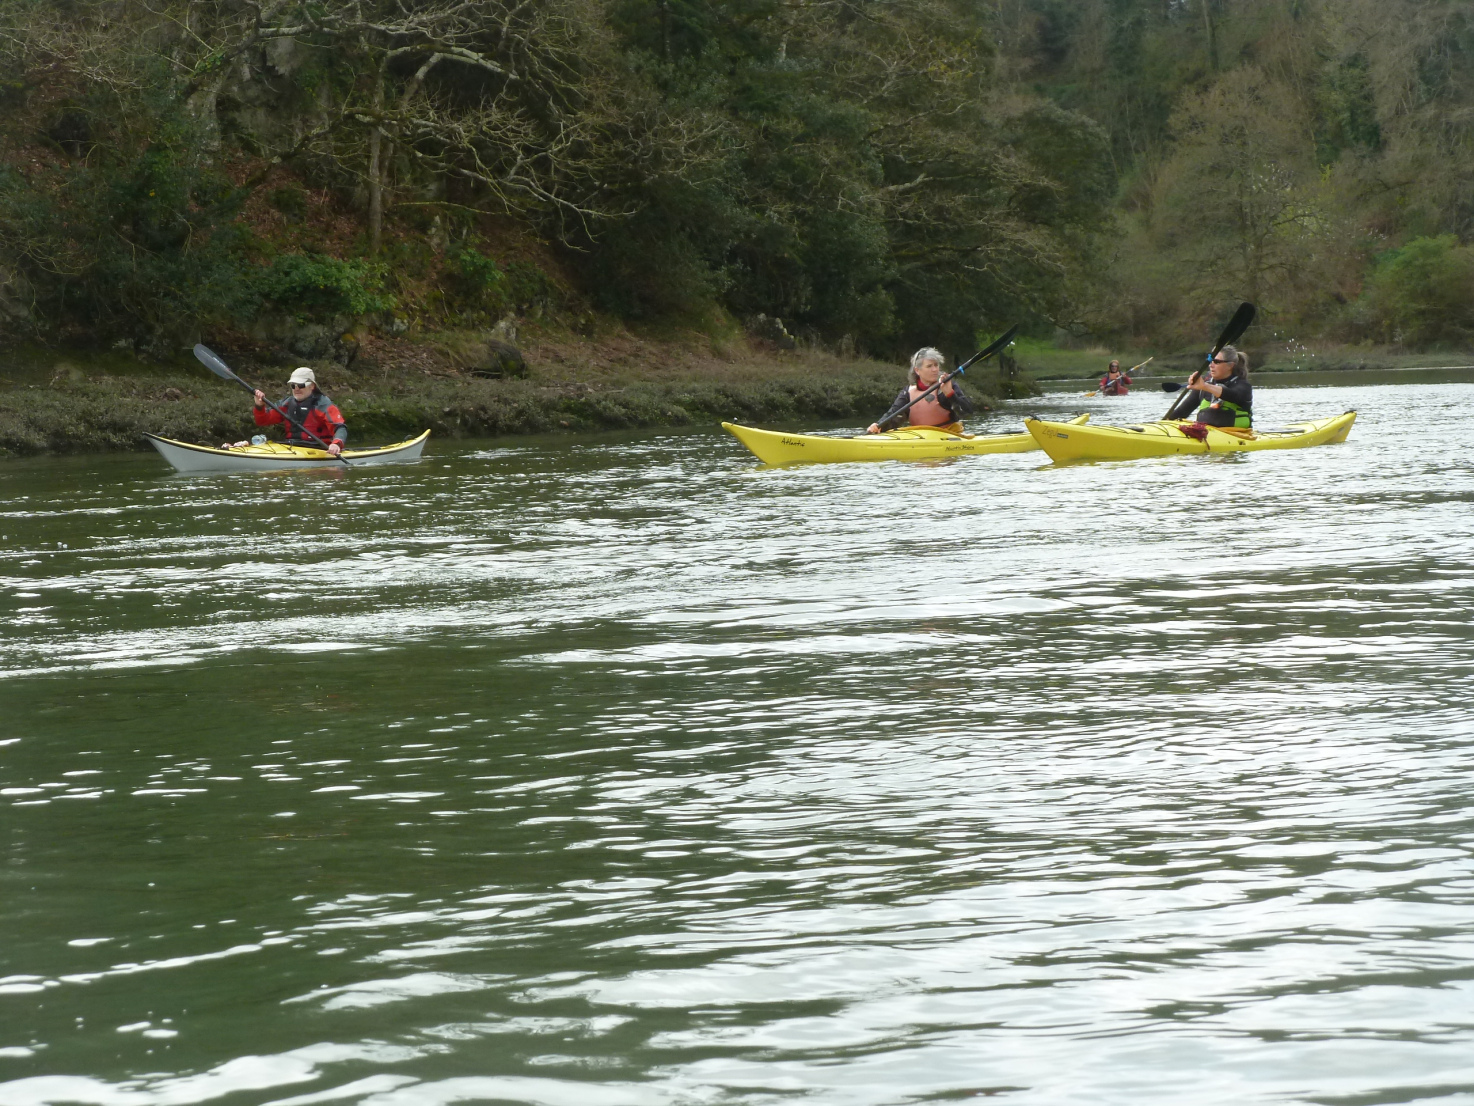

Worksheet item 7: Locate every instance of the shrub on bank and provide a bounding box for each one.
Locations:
[255,255,394,321]
[1358,236,1474,346]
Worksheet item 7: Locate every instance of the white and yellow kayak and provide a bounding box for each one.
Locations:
[723,415,1089,465]
[1023,412,1356,462]
[144,431,431,473]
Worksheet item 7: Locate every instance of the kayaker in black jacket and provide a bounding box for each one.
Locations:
[867,347,975,433]
[1182,346,1252,427]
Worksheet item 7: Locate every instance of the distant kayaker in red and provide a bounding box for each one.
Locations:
[1098,360,1130,395]
[253,367,347,455]
[867,347,974,434]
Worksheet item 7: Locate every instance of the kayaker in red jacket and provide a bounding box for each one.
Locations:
[866,347,974,433]
[1098,360,1131,395]
[253,367,347,455]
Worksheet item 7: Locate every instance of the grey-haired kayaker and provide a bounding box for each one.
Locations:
[866,347,974,434]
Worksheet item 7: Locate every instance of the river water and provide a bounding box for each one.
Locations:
[3,379,1474,1106]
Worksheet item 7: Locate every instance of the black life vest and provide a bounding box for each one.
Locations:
[279,392,343,443]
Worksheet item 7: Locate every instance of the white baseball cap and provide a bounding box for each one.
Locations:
[287,367,317,386]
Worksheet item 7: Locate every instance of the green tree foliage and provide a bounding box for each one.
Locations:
[999,0,1474,347]
[1359,235,1474,346]
[0,122,256,345]
[1,0,1118,355]
[594,0,1116,352]
[7,0,1474,353]
[255,255,392,319]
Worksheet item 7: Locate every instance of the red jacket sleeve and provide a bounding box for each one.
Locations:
[318,403,347,443]
[253,404,284,427]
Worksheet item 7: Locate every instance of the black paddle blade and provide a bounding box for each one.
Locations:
[978,323,1020,361]
[1160,381,1185,392]
[1212,302,1256,355]
[955,324,1021,374]
[193,344,239,381]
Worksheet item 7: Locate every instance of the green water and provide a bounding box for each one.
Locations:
[4,381,1474,1105]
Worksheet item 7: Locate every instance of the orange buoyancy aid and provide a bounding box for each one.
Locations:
[907,385,953,426]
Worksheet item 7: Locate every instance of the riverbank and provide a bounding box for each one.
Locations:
[6,322,1463,458]
[0,327,1031,458]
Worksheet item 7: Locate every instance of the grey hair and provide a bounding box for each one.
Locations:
[909,347,945,383]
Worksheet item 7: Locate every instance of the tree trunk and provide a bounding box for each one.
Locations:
[368,61,386,255]
[1201,0,1219,71]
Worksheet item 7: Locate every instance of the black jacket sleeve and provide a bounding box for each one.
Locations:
[875,388,914,431]
[939,383,974,417]
[1219,376,1252,411]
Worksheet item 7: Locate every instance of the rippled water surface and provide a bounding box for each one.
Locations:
[4,381,1474,1106]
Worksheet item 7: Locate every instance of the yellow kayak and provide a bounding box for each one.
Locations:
[1023,412,1356,462]
[723,415,1089,465]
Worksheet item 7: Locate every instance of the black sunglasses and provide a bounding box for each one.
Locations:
[289,381,313,388]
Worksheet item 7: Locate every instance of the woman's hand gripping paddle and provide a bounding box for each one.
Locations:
[192,344,352,466]
[870,324,1020,432]
[1162,303,1255,421]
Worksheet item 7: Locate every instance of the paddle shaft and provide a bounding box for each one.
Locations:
[194,345,351,465]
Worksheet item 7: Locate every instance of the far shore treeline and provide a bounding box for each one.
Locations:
[2,0,1474,362]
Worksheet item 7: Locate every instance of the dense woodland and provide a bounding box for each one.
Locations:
[1,0,1473,360]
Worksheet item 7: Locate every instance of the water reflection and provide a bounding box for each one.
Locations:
[2,382,1474,1104]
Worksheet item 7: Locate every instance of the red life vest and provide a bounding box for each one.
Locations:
[907,384,952,426]
[254,391,346,446]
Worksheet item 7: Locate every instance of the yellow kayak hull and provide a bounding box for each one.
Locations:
[1024,412,1356,462]
[723,415,1089,465]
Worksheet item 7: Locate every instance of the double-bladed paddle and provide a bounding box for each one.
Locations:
[1163,302,1256,420]
[1087,355,1153,396]
[871,324,1020,431]
[192,344,353,466]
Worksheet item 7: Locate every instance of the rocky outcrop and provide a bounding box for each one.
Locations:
[747,314,796,350]
[248,312,357,365]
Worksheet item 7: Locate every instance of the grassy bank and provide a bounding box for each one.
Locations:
[0,331,1029,457]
